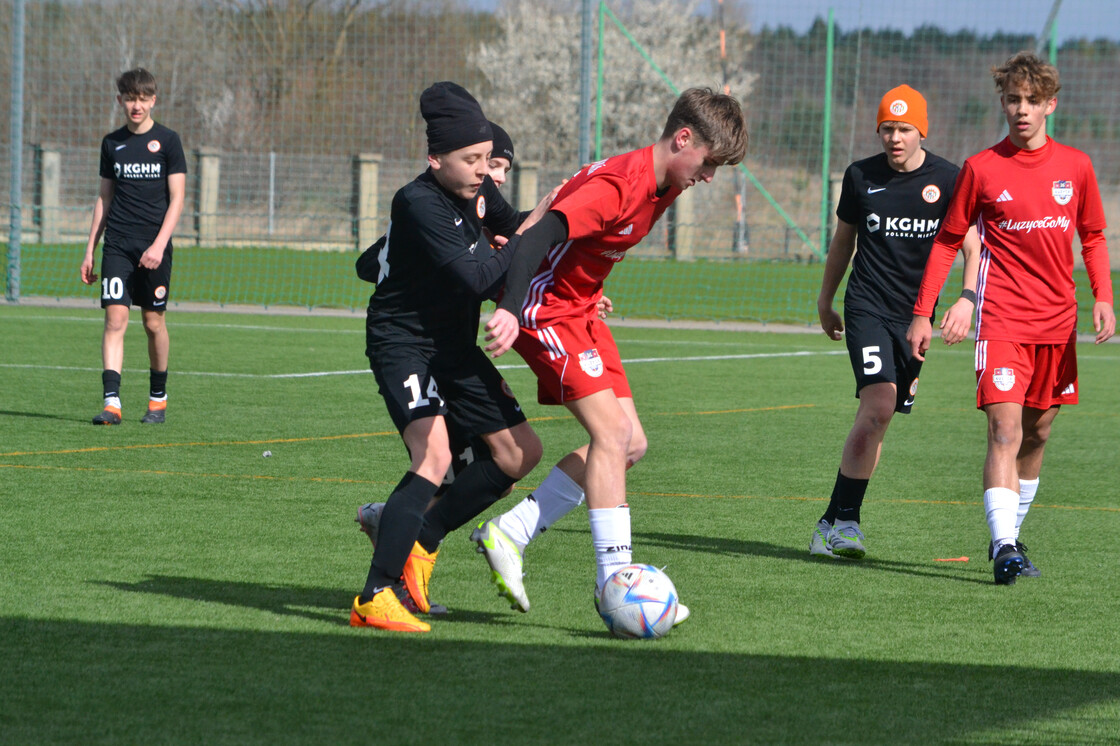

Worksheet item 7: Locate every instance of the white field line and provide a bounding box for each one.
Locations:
[1,350,849,379]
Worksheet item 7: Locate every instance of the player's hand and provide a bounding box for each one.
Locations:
[139,245,164,270]
[939,297,975,345]
[907,315,933,361]
[1092,301,1116,344]
[597,295,613,319]
[80,256,97,285]
[817,303,844,341]
[484,308,520,357]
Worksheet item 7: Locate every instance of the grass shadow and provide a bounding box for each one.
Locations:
[2,616,1118,744]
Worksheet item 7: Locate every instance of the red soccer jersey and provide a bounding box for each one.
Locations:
[517,146,680,329]
[915,137,1111,343]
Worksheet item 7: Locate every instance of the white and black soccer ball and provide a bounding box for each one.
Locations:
[597,564,678,639]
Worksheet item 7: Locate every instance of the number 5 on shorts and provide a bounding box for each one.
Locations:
[862,345,883,375]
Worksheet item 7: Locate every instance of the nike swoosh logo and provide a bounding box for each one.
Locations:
[867,187,886,194]
[454,217,463,226]
[152,301,166,307]
[115,144,127,150]
[903,398,915,407]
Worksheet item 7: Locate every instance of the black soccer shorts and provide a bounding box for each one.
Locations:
[369,343,527,439]
[843,309,924,414]
[100,236,173,310]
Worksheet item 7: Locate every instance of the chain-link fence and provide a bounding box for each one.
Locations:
[3,0,1117,320]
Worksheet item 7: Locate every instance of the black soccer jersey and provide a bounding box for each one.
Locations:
[99,123,187,243]
[366,171,522,351]
[837,151,959,321]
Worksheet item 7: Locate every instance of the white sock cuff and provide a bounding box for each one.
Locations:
[541,466,584,505]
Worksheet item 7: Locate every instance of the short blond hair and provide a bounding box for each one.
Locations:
[992,52,1060,100]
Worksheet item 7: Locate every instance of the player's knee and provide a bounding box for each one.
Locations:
[987,416,1022,450]
[143,316,166,337]
[591,414,633,459]
[1023,422,1051,450]
[626,432,648,468]
[104,312,128,335]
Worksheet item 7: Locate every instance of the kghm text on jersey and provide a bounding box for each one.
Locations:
[120,162,163,178]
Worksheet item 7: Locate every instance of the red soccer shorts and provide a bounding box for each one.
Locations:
[513,315,632,405]
[974,335,1079,410]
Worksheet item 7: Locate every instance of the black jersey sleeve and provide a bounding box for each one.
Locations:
[164,130,187,175]
[99,136,114,180]
[440,241,516,298]
[836,165,860,225]
[497,211,569,315]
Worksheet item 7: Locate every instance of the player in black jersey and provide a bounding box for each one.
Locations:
[350,83,552,632]
[811,85,980,559]
[80,68,186,425]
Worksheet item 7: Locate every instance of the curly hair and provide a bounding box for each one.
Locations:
[992,52,1060,100]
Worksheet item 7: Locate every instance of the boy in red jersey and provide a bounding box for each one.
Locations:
[475,88,748,619]
[908,52,1115,585]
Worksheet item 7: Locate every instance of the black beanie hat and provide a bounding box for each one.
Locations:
[489,122,514,164]
[421,82,492,155]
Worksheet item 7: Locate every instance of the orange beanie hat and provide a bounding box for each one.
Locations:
[876,84,928,137]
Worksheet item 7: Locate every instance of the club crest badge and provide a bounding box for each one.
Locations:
[154,285,167,300]
[993,367,1015,392]
[476,195,486,219]
[578,348,604,378]
[909,378,920,397]
[1051,180,1073,206]
[889,99,908,116]
[147,140,161,153]
[921,185,941,203]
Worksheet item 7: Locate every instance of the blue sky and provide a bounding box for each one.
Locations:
[467,1,1119,43]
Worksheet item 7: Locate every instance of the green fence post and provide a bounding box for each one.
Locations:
[820,7,835,259]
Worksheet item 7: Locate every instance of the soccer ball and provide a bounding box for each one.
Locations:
[597,564,679,639]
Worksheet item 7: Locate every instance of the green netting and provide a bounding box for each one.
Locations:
[4,0,1118,321]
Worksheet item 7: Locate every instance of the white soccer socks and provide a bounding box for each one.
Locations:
[496,466,585,547]
[589,505,632,592]
[1015,478,1039,540]
[984,487,1020,549]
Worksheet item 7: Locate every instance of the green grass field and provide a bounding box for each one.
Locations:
[11,241,1113,328]
[2,303,1119,744]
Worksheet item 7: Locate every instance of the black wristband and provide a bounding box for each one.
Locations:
[959,288,977,304]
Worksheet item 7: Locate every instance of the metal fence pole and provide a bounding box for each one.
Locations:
[578,0,592,167]
[7,0,26,302]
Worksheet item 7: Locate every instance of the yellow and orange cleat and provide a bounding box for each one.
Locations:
[349,589,430,633]
[401,542,439,614]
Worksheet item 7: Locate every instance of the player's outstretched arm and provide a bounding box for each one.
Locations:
[81,178,116,285]
[517,180,566,235]
[939,225,981,345]
[816,220,857,340]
